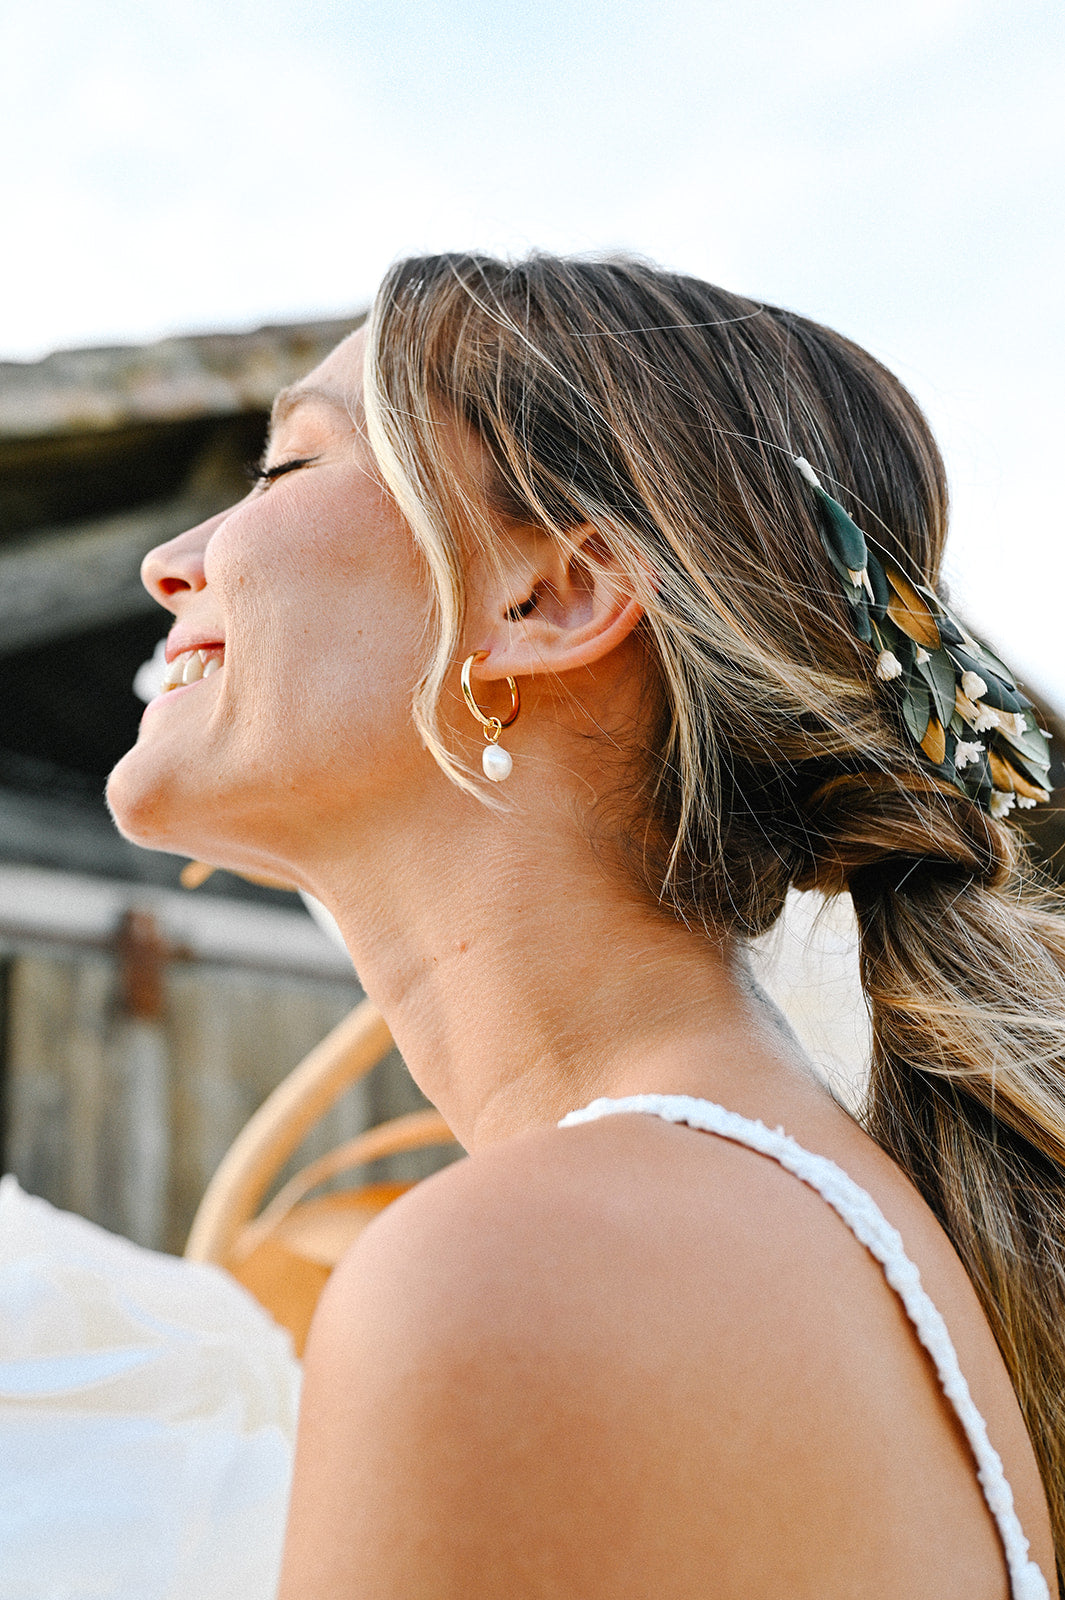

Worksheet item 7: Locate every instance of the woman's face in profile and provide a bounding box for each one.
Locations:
[107,329,438,883]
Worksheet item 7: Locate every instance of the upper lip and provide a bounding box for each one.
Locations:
[165,631,226,663]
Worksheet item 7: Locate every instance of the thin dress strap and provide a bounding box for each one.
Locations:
[559,1093,1050,1600]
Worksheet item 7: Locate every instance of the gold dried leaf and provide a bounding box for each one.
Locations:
[919,715,946,766]
[885,564,942,650]
[955,689,979,722]
[988,750,1014,790]
[988,750,1051,802]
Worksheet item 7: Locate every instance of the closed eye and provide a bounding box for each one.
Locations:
[245,455,319,488]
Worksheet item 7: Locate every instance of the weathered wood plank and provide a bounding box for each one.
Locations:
[1,948,415,1253]
[0,317,362,439]
[163,964,371,1253]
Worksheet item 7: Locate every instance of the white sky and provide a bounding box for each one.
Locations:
[2,0,1063,700]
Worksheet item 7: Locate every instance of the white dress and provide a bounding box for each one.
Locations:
[559,1094,1051,1600]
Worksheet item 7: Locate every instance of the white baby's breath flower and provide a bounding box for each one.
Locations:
[972,707,999,733]
[954,741,985,769]
[1016,795,1038,809]
[999,711,1028,738]
[793,456,822,488]
[989,790,1017,820]
[915,647,930,665]
[876,650,903,681]
[961,670,988,701]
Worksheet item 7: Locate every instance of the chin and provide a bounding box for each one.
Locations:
[107,742,306,890]
[106,744,198,856]
[106,731,231,859]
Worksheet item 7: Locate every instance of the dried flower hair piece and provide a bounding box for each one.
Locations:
[793,457,1053,820]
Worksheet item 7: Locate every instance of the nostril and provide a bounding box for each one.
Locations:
[141,512,218,601]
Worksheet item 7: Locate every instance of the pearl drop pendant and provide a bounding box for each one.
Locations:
[482,743,513,782]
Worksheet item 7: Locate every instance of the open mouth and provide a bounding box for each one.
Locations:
[160,647,225,691]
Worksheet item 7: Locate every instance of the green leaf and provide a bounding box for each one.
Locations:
[935,727,957,786]
[818,529,861,591]
[948,647,1028,713]
[997,714,1052,774]
[866,555,890,622]
[968,749,994,798]
[815,490,868,573]
[968,637,1014,683]
[916,648,957,730]
[936,613,966,647]
[876,618,914,672]
[901,676,931,744]
[993,737,1051,790]
[957,754,993,806]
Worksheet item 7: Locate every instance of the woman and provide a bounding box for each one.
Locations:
[108,253,1062,1597]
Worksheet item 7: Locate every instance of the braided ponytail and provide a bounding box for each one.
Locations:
[857,849,1065,1588]
[797,766,1065,1583]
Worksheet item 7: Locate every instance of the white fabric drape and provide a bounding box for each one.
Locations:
[0,1177,300,1600]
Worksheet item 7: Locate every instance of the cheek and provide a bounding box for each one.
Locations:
[212,493,432,764]
[107,509,436,858]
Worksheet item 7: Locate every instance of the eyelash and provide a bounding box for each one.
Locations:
[246,455,317,488]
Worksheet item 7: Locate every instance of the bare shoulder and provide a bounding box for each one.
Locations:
[279,1113,1016,1599]
[303,1111,840,1383]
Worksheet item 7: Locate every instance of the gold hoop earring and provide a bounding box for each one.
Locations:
[461,651,520,782]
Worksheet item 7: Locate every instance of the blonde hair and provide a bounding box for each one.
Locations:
[364,252,1065,1582]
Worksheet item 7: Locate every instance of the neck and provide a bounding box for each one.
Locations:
[298,775,816,1150]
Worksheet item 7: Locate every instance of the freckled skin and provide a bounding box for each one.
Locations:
[110,330,1055,1599]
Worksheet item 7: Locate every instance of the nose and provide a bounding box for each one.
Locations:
[140,508,229,609]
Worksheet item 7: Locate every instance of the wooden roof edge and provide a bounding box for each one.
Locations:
[0,311,367,440]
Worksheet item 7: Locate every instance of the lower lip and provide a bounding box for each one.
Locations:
[140,672,221,722]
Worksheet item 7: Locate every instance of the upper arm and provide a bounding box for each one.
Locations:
[277,1142,638,1600]
[276,1120,856,1599]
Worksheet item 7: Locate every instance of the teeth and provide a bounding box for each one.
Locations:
[162,648,224,691]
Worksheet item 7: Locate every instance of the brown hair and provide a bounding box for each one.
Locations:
[363,252,1065,1582]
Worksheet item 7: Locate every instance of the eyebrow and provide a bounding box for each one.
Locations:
[268,383,352,430]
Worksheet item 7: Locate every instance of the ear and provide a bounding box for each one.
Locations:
[470,526,647,681]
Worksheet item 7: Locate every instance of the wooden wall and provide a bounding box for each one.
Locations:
[0,873,452,1255]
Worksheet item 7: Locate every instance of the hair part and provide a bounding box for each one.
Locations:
[364,250,1065,1584]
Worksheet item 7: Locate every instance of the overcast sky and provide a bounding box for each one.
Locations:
[2,0,1063,699]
